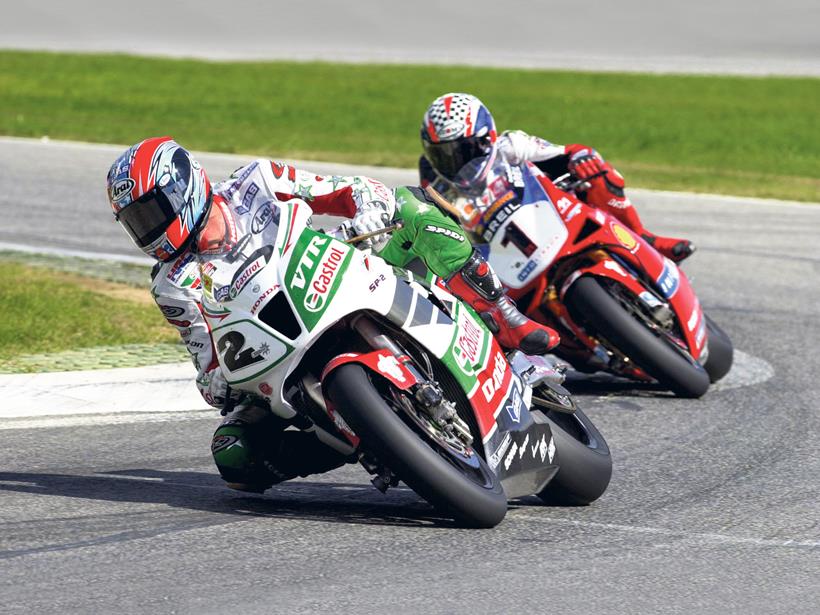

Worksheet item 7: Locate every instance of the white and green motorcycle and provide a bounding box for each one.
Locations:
[201,198,612,528]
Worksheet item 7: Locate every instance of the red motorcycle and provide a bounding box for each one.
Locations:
[434,159,733,398]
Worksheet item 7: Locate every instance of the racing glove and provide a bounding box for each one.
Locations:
[352,199,395,249]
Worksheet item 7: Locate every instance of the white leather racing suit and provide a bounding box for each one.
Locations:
[150,159,395,409]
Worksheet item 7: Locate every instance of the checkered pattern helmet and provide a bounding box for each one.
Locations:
[107,137,211,261]
[421,93,498,191]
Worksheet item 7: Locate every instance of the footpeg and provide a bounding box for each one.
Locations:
[509,351,567,387]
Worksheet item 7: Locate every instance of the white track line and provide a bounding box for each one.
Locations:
[0,410,215,430]
[513,514,820,549]
[0,240,153,265]
[0,363,209,419]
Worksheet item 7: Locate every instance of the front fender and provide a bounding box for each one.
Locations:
[320,350,421,447]
[321,350,420,391]
[560,255,705,360]
[559,258,647,302]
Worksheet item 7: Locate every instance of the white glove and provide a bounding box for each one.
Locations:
[352,200,394,249]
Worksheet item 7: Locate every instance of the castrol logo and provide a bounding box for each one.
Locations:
[304,245,347,312]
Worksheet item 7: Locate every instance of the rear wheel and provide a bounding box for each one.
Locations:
[703,315,733,382]
[534,402,612,506]
[566,276,710,398]
[325,364,507,528]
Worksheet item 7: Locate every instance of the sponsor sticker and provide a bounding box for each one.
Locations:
[211,434,238,454]
[290,235,329,291]
[111,178,135,202]
[504,385,523,423]
[488,433,513,469]
[481,351,508,403]
[251,201,279,234]
[656,259,681,299]
[518,433,529,459]
[481,201,522,241]
[159,305,185,318]
[504,442,519,470]
[250,286,279,315]
[517,259,538,282]
[237,182,259,215]
[423,224,465,242]
[229,256,265,299]
[611,222,639,252]
[304,244,347,313]
[213,286,230,302]
[452,310,484,375]
[603,260,627,277]
[377,353,406,383]
[258,382,273,396]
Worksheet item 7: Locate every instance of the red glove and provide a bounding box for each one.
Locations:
[568,152,605,181]
[565,144,626,206]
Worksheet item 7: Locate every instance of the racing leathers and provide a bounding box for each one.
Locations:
[151,159,555,491]
[420,130,694,262]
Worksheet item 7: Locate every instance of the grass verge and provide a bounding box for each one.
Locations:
[0,257,177,363]
[0,51,818,201]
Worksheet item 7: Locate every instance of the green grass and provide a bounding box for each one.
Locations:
[0,260,176,361]
[1,51,818,201]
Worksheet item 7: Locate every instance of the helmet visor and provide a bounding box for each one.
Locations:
[116,183,186,248]
[423,134,494,181]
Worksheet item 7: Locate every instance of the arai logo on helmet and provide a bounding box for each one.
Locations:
[304,244,347,313]
[438,121,464,139]
[111,178,135,202]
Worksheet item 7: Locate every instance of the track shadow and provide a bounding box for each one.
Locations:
[563,370,675,399]
[0,469,464,529]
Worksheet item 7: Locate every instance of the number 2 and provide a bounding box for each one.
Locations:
[217,331,264,372]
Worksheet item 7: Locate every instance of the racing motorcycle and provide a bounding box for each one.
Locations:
[429,159,733,398]
[201,195,611,528]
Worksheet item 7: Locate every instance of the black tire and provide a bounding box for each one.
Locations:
[702,314,733,383]
[325,364,507,528]
[566,276,710,398]
[535,405,612,506]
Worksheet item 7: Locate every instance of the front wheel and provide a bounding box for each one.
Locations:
[325,364,507,528]
[702,314,733,382]
[566,276,710,398]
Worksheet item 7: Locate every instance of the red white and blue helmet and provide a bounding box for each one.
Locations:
[107,137,211,261]
[421,93,498,192]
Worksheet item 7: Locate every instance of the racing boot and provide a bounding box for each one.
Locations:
[640,233,696,263]
[446,251,559,356]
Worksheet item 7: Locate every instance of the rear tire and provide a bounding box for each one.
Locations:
[566,276,710,398]
[535,405,612,506]
[325,364,507,528]
[703,315,733,383]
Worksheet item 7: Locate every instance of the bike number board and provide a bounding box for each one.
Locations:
[212,319,293,385]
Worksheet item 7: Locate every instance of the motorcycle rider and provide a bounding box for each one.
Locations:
[107,136,559,493]
[419,92,695,262]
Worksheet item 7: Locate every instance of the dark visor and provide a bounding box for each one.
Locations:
[116,187,181,248]
[423,134,493,181]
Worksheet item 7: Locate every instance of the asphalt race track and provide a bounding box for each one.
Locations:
[2,0,819,76]
[1,137,819,614]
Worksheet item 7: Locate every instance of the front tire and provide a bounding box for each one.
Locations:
[325,364,507,528]
[566,276,710,398]
[703,314,733,382]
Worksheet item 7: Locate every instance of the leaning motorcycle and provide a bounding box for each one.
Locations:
[432,159,733,398]
[201,195,612,528]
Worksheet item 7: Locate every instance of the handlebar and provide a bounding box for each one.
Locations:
[552,170,608,193]
[324,220,404,245]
